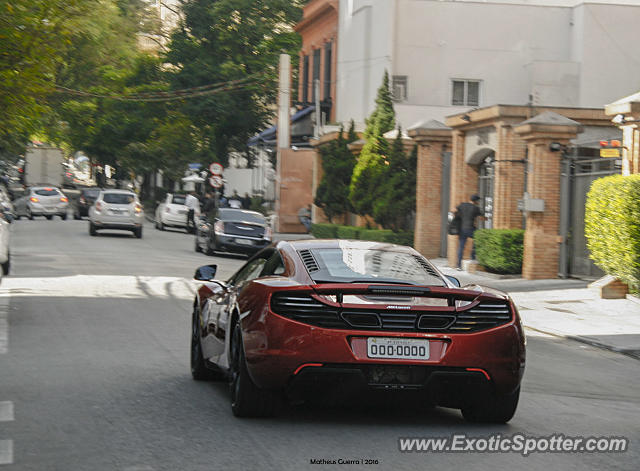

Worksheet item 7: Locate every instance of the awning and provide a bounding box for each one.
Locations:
[247,106,315,147]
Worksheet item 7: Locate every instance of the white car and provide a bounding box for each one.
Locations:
[0,211,10,275]
[88,190,144,238]
[14,186,69,220]
[155,193,194,231]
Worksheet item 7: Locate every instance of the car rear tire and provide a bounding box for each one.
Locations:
[27,208,34,220]
[2,252,10,275]
[461,386,520,424]
[45,215,53,220]
[74,212,81,220]
[89,222,97,236]
[60,213,67,221]
[190,307,224,381]
[158,220,165,231]
[229,323,279,417]
[134,227,143,239]
[195,237,202,253]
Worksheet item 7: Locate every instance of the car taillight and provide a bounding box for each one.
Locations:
[264,227,273,241]
[135,204,142,214]
[165,207,171,213]
[66,172,72,177]
[30,197,39,203]
[214,221,224,233]
[95,201,103,212]
[60,197,68,203]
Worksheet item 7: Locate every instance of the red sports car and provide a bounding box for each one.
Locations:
[191,240,525,422]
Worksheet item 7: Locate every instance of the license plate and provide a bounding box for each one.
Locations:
[45,207,55,212]
[236,238,253,245]
[178,209,187,214]
[367,337,430,360]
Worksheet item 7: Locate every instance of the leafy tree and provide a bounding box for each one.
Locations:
[314,121,358,223]
[164,0,303,165]
[349,71,396,217]
[372,127,417,231]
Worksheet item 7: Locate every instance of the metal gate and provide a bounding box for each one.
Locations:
[560,155,621,278]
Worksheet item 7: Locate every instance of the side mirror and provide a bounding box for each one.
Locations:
[446,275,461,287]
[194,264,217,281]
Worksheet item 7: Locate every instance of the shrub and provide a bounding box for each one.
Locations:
[585,174,640,292]
[359,228,394,242]
[311,223,338,239]
[384,231,415,247]
[474,229,525,274]
[336,225,361,240]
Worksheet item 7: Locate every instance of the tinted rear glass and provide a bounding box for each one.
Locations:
[34,189,60,196]
[84,189,100,198]
[219,209,265,224]
[103,193,135,205]
[307,244,445,286]
[171,195,187,205]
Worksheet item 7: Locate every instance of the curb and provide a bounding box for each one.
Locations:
[523,325,640,361]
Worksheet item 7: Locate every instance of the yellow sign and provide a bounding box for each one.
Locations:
[600,148,621,158]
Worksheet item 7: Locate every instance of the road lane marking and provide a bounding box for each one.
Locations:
[0,402,13,422]
[0,440,12,465]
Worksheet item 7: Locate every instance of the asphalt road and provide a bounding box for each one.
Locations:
[1,218,639,470]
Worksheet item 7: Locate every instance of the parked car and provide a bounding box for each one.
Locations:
[155,193,189,231]
[190,240,525,422]
[14,186,69,220]
[88,190,144,238]
[194,208,272,256]
[0,187,15,223]
[72,187,102,219]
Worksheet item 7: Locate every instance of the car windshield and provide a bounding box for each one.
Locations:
[34,189,60,196]
[103,193,135,205]
[219,209,265,225]
[306,244,445,286]
[171,195,186,205]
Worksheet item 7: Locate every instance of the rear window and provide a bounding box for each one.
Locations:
[83,189,100,198]
[306,244,445,286]
[171,195,186,205]
[103,193,135,205]
[34,189,60,196]
[219,209,265,225]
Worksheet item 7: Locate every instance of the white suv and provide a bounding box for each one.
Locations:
[88,190,144,238]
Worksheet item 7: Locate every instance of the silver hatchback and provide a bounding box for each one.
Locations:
[88,190,144,238]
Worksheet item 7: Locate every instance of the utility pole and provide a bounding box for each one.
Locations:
[275,53,291,233]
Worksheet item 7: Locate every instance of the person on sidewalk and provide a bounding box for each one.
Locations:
[456,194,484,270]
[185,191,200,233]
[298,205,312,232]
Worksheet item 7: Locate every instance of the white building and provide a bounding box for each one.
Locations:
[139,0,182,52]
[336,0,640,128]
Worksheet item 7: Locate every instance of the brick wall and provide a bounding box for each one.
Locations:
[493,122,527,229]
[414,142,444,258]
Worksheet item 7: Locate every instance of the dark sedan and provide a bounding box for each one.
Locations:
[73,188,102,219]
[195,208,272,256]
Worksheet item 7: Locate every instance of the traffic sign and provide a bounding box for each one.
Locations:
[209,175,223,188]
[600,148,621,158]
[209,163,223,175]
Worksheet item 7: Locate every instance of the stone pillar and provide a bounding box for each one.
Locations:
[447,130,479,267]
[408,121,452,259]
[514,112,582,279]
[493,121,527,229]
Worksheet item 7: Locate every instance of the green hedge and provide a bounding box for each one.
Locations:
[585,174,640,292]
[474,229,525,274]
[336,225,361,239]
[311,223,339,239]
[312,224,414,247]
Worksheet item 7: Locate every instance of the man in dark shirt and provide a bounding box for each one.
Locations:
[456,194,483,269]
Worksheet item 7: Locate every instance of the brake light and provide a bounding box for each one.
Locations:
[30,197,39,203]
[264,226,273,241]
[466,368,491,381]
[95,201,103,212]
[165,207,171,213]
[135,204,142,214]
[214,221,224,233]
[60,197,68,203]
[66,172,72,177]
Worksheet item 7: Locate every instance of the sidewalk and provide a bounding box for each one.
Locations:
[432,258,640,360]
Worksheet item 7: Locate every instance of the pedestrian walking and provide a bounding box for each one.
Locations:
[455,194,483,270]
[185,191,200,233]
[298,205,312,232]
[242,192,251,209]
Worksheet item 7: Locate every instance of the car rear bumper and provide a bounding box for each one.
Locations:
[241,311,525,397]
[162,214,188,226]
[29,202,68,215]
[215,234,270,254]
